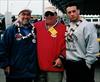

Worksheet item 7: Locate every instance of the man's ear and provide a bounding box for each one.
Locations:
[77,9,80,15]
[44,16,45,19]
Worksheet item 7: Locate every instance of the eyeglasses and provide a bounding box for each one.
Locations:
[44,11,55,17]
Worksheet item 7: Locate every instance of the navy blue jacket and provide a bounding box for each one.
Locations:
[0,24,39,79]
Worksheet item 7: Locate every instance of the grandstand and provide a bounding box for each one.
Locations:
[81,15,100,25]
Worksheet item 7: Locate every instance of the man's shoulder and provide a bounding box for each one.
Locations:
[57,22,66,29]
[5,24,16,32]
[34,20,44,25]
[34,20,45,28]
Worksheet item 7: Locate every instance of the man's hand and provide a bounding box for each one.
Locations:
[4,66,10,74]
[53,58,63,68]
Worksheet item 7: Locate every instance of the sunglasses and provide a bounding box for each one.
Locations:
[44,11,55,17]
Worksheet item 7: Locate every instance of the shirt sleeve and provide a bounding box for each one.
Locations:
[85,23,99,65]
[0,26,14,68]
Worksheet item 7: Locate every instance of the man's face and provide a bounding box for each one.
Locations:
[44,11,57,25]
[66,6,80,22]
[18,11,31,25]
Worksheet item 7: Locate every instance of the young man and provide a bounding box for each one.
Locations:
[34,6,66,82]
[64,1,99,82]
[0,9,39,82]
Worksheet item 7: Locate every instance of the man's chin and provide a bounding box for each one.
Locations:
[71,19,77,22]
[22,22,29,25]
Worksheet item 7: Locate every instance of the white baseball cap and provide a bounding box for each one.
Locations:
[44,6,57,13]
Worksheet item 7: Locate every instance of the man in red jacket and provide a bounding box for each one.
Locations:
[34,6,66,82]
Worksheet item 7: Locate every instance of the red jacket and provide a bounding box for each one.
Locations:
[34,20,66,72]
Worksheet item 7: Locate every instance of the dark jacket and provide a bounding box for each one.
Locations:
[0,24,39,79]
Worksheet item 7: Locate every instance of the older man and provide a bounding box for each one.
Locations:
[0,9,39,82]
[34,6,66,82]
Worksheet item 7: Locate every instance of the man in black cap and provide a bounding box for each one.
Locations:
[0,9,39,82]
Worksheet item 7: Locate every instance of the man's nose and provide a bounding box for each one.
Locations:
[70,12,74,16]
[24,15,30,18]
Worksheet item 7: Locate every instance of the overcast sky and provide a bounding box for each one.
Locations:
[0,0,52,15]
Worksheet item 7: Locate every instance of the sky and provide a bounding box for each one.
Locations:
[0,0,52,15]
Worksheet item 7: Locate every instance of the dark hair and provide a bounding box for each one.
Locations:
[65,1,80,10]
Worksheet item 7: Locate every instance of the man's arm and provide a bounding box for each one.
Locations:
[85,23,99,68]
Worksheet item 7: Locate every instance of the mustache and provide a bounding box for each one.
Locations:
[22,19,30,25]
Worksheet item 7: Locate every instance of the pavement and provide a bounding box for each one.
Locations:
[95,64,100,82]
